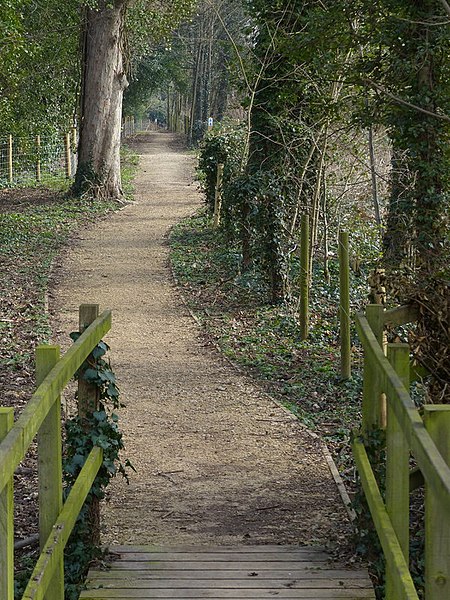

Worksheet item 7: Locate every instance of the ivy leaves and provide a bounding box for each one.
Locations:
[62,336,133,599]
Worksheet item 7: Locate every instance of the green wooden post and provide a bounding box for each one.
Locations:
[338,230,351,379]
[213,163,224,228]
[78,304,100,417]
[424,406,450,600]
[36,345,64,600]
[362,303,385,432]
[299,213,309,341]
[36,135,41,182]
[7,135,13,184]
[0,408,14,600]
[386,343,410,599]
[64,132,72,178]
[78,304,101,545]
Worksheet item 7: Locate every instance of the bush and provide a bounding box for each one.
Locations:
[197,120,246,213]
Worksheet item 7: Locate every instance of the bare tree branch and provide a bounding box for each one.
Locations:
[364,77,450,122]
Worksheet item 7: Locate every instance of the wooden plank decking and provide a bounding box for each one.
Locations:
[80,545,375,599]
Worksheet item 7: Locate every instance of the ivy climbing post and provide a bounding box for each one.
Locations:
[77,303,100,545]
[78,304,100,417]
[213,163,224,229]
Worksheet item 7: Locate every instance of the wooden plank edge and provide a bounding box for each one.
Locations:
[321,442,356,522]
[21,447,103,600]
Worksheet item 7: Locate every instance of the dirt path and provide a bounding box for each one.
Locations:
[51,132,352,550]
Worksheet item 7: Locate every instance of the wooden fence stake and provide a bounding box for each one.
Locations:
[64,132,72,178]
[36,345,64,600]
[424,405,450,600]
[36,135,41,182]
[0,408,14,600]
[299,213,310,341]
[7,135,13,184]
[213,163,224,228]
[78,304,101,545]
[338,230,351,379]
[386,343,410,599]
[362,303,385,432]
[78,304,100,417]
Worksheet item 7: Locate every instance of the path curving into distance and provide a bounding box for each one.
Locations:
[51,132,352,549]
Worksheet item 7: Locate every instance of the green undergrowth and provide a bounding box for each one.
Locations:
[170,209,369,479]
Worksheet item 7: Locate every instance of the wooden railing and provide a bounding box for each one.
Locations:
[0,304,111,600]
[352,304,450,600]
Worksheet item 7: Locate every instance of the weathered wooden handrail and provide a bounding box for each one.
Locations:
[382,304,419,327]
[356,314,450,509]
[0,305,112,600]
[353,304,450,600]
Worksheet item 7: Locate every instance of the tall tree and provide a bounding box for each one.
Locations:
[73,0,195,199]
[369,0,450,394]
[73,1,128,199]
[0,0,79,135]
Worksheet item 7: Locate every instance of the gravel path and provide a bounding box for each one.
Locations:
[50,132,352,550]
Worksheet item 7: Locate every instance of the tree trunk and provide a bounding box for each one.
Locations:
[73,1,128,200]
[368,125,381,226]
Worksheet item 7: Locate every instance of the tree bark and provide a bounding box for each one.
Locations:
[73,0,128,199]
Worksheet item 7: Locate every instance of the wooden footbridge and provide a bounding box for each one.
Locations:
[2,303,450,600]
[80,545,374,599]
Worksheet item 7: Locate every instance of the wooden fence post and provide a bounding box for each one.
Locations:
[299,213,309,341]
[64,132,72,178]
[339,230,351,379]
[36,345,64,600]
[36,135,41,182]
[362,304,384,432]
[385,343,410,599]
[78,304,100,417]
[424,405,450,600]
[0,408,14,600]
[213,163,224,228]
[362,303,385,432]
[78,304,101,545]
[7,135,13,184]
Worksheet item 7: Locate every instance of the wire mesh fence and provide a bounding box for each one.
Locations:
[0,118,158,189]
[0,131,77,188]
